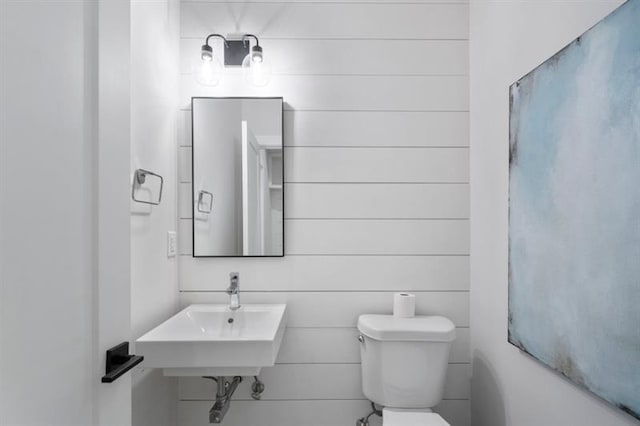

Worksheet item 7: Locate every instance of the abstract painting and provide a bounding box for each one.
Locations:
[508,0,640,420]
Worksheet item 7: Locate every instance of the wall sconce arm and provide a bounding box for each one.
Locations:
[205,33,229,48]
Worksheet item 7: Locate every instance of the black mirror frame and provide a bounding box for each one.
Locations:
[190,96,285,258]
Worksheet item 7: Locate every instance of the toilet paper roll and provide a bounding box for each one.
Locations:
[393,293,416,318]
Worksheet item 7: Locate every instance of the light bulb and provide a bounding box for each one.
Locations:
[241,47,272,87]
[194,56,223,87]
[201,44,213,61]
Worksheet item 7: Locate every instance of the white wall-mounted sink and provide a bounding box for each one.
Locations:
[136,304,287,376]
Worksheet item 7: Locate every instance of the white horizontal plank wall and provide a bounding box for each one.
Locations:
[178,1,470,425]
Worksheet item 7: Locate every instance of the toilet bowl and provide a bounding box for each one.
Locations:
[382,408,450,426]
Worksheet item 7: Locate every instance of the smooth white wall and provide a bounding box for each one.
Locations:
[177,2,470,425]
[1,1,133,424]
[130,1,180,425]
[469,1,638,425]
[0,3,95,423]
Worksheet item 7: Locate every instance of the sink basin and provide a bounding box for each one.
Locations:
[136,304,287,376]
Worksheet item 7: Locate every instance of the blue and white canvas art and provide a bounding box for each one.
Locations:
[508,0,640,419]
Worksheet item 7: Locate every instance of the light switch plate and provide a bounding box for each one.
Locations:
[167,231,177,258]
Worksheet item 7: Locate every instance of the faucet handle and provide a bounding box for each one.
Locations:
[227,272,239,293]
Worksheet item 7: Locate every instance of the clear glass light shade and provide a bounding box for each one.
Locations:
[241,54,272,87]
[194,56,223,87]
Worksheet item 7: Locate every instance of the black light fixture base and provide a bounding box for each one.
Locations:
[224,40,249,66]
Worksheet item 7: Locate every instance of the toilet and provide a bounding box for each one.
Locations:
[357,314,456,426]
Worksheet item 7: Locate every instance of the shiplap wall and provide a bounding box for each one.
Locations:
[177,1,470,425]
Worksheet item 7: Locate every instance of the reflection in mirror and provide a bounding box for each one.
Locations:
[192,97,283,257]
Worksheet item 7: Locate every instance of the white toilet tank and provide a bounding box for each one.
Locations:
[358,314,456,409]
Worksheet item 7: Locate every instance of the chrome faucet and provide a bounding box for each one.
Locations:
[226,272,240,310]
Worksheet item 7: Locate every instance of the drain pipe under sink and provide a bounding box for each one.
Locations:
[207,376,243,423]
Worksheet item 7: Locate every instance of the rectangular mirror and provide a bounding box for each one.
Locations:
[192,97,283,257]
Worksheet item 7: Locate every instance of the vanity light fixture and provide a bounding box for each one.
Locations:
[195,34,227,87]
[194,33,272,87]
[241,34,263,63]
[240,34,272,87]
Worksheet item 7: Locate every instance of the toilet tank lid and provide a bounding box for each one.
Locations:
[357,315,456,342]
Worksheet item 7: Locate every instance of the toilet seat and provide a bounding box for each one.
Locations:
[382,408,450,426]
